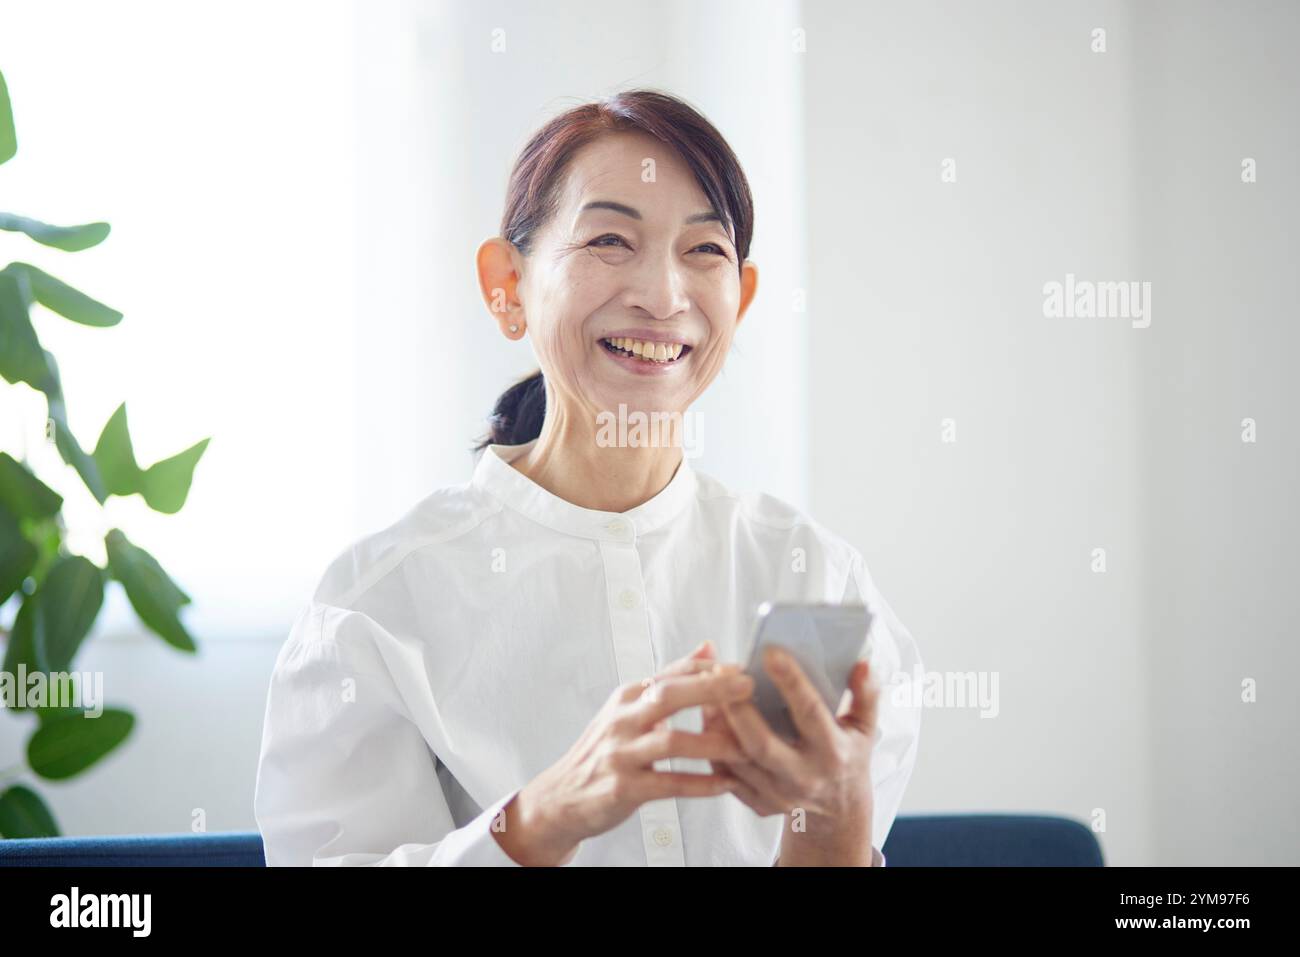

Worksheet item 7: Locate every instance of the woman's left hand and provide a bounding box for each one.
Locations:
[692,641,882,865]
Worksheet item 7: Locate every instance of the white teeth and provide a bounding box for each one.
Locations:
[606,337,686,363]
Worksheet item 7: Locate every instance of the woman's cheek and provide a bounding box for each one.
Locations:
[706,343,733,380]
[565,254,615,290]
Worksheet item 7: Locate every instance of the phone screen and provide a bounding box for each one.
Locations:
[741,602,872,742]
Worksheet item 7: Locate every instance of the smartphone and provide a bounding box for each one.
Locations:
[740,601,873,742]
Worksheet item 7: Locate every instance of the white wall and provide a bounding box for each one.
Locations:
[804,0,1298,865]
[1129,1,1300,865]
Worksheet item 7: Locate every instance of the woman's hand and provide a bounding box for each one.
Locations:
[495,644,755,866]
[699,642,883,866]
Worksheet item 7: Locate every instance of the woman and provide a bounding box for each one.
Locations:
[253,89,923,866]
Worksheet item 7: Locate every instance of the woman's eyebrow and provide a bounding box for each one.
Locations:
[578,200,722,226]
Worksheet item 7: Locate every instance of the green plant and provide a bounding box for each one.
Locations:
[0,68,208,837]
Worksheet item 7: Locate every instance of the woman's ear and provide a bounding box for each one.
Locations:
[476,237,526,336]
[735,259,759,331]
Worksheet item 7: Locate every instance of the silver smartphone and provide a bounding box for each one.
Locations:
[740,602,873,742]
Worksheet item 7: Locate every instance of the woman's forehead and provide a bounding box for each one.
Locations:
[562,135,706,213]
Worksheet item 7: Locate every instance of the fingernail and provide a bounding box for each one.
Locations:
[766,648,789,674]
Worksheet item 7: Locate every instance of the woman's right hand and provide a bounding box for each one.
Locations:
[494,641,754,865]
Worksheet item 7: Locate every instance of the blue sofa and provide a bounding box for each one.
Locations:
[0,814,1103,866]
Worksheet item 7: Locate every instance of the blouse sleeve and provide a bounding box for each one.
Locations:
[844,547,923,864]
[253,602,523,866]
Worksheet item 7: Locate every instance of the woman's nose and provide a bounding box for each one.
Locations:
[623,253,692,320]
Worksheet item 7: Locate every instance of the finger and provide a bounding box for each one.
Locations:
[624,727,749,766]
[627,669,755,728]
[762,646,840,752]
[652,656,720,680]
[616,660,719,704]
[716,752,789,803]
[636,769,738,801]
[713,762,784,817]
[701,701,751,763]
[840,659,882,736]
[720,697,804,783]
[669,639,748,676]
[644,648,736,690]
[667,639,717,670]
[700,701,726,732]
[656,641,741,680]
[660,657,743,738]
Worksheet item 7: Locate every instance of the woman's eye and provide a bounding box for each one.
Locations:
[588,235,728,259]
[693,243,728,257]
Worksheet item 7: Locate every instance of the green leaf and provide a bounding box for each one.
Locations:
[0,451,63,520]
[34,704,91,726]
[0,503,38,604]
[0,266,47,388]
[27,708,134,780]
[31,554,103,673]
[1,592,44,697]
[0,69,15,166]
[89,404,136,494]
[0,785,60,838]
[139,438,210,514]
[7,262,121,326]
[91,404,208,514]
[104,528,196,651]
[0,213,110,252]
[22,514,63,585]
[38,351,108,504]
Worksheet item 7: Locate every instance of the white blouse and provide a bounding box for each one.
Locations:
[254,439,923,866]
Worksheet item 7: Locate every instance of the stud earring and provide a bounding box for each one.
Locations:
[509,324,518,333]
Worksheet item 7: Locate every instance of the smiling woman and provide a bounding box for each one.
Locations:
[473,90,757,454]
[253,88,923,867]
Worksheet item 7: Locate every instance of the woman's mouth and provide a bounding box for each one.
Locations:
[600,337,692,366]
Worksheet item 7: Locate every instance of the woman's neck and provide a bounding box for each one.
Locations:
[509,403,685,514]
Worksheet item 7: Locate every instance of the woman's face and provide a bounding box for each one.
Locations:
[481,131,758,428]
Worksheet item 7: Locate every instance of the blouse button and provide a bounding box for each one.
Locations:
[652,826,673,847]
[619,589,640,609]
[606,519,627,536]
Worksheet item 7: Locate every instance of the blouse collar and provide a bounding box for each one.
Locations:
[471,438,698,543]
